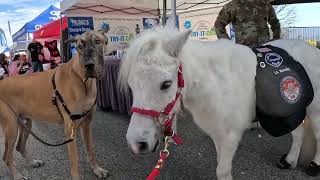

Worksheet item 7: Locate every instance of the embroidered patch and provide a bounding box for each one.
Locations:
[256,47,272,53]
[265,53,283,68]
[280,76,301,104]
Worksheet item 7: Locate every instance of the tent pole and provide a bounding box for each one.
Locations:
[162,0,167,26]
[59,14,64,63]
[172,0,176,26]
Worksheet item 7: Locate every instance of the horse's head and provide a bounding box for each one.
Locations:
[68,29,109,79]
[119,26,191,155]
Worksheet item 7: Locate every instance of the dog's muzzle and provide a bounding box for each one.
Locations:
[85,64,95,78]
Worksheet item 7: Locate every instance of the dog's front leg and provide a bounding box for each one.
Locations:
[64,121,80,180]
[80,110,109,179]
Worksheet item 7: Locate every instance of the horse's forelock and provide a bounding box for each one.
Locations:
[118,23,181,94]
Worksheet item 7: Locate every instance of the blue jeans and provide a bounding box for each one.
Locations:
[32,61,44,72]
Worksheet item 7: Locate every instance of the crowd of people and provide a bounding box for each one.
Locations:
[0,39,61,80]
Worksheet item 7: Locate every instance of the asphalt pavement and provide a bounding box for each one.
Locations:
[0,110,318,180]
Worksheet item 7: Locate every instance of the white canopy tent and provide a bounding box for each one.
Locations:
[60,0,160,17]
[160,0,229,15]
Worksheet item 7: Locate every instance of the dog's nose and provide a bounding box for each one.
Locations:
[85,63,95,70]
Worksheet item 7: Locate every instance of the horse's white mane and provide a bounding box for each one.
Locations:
[118,18,180,93]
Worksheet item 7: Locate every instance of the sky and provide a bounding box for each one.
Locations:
[0,0,320,46]
[0,0,60,45]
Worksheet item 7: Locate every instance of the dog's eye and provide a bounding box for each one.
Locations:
[96,39,100,44]
[77,43,83,49]
[77,40,85,49]
[160,80,172,90]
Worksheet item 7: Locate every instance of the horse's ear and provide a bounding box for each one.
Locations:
[140,40,156,55]
[165,30,191,57]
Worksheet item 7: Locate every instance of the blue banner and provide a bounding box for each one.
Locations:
[68,17,94,57]
[142,18,159,30]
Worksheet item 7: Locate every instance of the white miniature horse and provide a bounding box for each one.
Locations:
[118,23,320,180]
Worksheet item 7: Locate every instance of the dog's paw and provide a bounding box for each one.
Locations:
[93,167,110,179]
[30,160,45,168]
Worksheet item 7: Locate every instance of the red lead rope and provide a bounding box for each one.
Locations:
[147,137,170,180]
[146,151,169,180]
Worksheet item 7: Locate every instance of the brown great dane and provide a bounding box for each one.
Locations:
[0,29,109,180]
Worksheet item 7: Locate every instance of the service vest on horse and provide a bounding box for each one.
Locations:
[252,45,314,137]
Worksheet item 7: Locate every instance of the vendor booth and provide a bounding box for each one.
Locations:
[60,0,160,115]
[32,17,68,70]
[33,16,68,40]
[12,5,60,52]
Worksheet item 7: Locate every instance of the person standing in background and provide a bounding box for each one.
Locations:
[16,54,32,75]
[214,0,281,48]
[0,53,9,79]
[27,40,44,72]
[8,54,21,76]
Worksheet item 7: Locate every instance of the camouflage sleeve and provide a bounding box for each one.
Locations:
[268,5,281,39]
[214,5,233,39]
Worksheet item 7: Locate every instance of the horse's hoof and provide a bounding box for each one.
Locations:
[277,154,291,169]
[306,161,320,177]
[93,167,110,179]
[31,160,45,168]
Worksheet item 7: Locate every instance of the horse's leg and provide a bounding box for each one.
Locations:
[215,128,243,180]
[80,110,109,179]
[16,117,44,168]
[277,122,304,169]
[305,111,320,176]
[64,121,80,180]
[210,130,223,163]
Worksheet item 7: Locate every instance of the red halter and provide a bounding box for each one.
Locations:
[131,64,184,145]
[130,64,185,180]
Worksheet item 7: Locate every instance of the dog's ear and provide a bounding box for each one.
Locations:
[65,34,85,44]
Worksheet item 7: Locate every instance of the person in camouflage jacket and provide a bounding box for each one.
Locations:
[214,0,281,47]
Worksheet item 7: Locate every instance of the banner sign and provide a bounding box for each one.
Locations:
[179,13,218,41]
[67,16,160,58]
[68,17,94,57]
[93,16,145,53]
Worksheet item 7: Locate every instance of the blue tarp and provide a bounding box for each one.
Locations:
[12,5,60,42]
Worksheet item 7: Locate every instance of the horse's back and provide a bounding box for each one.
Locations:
[184,39,257,130]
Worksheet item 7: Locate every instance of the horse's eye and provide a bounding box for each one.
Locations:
[96,39,100,44]
[160,80,172,90]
